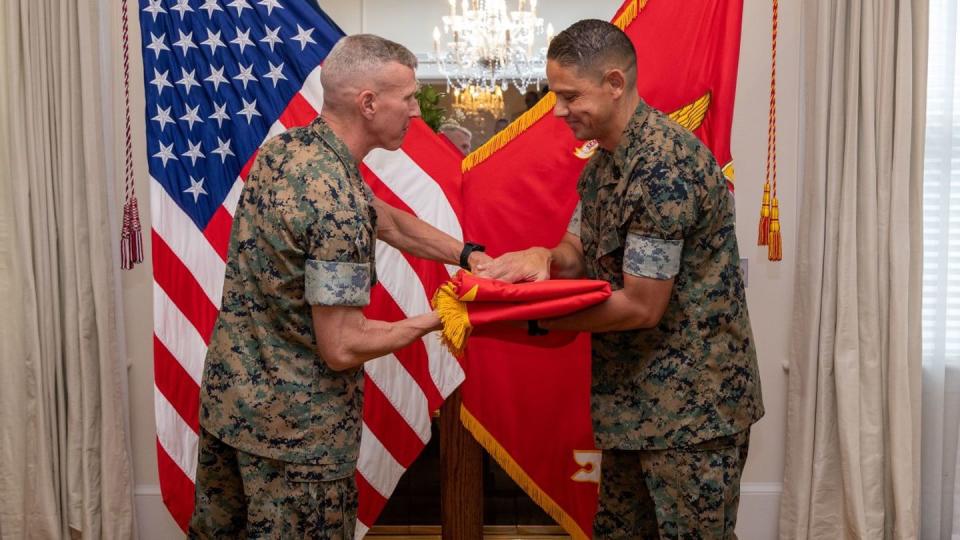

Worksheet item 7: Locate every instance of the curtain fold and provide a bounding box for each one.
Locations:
[0,0,136,538]
[779,0,926,538]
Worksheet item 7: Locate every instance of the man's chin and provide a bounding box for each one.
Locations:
[566,124,591,141]
[384,136,405,151]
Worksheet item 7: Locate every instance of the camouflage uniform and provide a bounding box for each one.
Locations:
[568,101,764,539]
[190,117,375,538]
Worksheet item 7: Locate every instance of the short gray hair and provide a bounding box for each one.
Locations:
[320,34,417,93]
[439,123,471,140]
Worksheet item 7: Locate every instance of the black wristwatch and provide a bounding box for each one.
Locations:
[459,242,486,270]
[528,320,550,336]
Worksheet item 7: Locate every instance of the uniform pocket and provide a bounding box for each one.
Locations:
[284,463,357,539]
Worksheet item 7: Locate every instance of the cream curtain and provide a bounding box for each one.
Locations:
[779,0,927,538]
[0,0,136,538]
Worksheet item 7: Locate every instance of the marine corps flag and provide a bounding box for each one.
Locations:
[458,0,745,537]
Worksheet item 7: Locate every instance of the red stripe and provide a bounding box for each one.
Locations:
[157,439,195,533]
[154,336,201,433]
[152,231,219,342]
[362,379,427,468]
[202,206,233,261]
[356,471,389,528]
[239,149,259,181]
[278,92,319,129]
[365,284,444,411]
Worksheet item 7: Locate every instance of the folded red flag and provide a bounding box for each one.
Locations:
[432,271,612,357]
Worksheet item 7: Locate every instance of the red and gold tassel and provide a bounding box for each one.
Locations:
[767,198,782,261]
[757,182,771,246]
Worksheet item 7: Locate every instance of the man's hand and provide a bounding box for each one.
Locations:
[474,247,552,283]
[467,250,494,272]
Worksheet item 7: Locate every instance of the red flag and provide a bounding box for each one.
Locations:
[459,0,745,537]
[432,272,611,357]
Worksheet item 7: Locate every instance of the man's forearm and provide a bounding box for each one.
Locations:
[539,289,659,333]
[318,311,438,371]
[377,202,462,265]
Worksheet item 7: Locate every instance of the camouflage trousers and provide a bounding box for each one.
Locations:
[594,430,750,540]
[189,428,358,539]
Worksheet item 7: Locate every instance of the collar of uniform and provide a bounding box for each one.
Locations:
[601,99,651,188]
[309,116,360,174]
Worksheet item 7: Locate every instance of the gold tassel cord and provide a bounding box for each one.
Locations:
[757,182,771,245]
[768,198,782,261]
[757,0,782,261]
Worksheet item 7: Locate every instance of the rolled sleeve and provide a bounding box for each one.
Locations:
[622,232,682,280]
[305,260,371,306]
[566,201,582,237]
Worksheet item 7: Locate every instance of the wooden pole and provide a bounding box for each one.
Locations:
[440,388,484,539]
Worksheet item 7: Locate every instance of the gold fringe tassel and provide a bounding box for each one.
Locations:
[757,182,771,246]
[460,406,591,540]
[767,198,782,261]
[462,93,557,173]
[431,283,472,358]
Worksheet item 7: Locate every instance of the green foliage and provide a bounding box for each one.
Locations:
[416,86,447,132]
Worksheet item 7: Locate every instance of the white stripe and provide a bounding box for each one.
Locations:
[222,178,244,217]
[364,354,432,444]
[354,522,369,540]
[374,241,466,397]
[151,177,226,308]
[356,423,405,499]
[153,283,207,384]
[300,66,325,114]
[363,148,463,239]
[264,118,287,144]
[154,386,199,481]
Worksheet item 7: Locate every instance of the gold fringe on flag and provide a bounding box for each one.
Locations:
[613,0,644,30]
[431,282,477,358]
[460,406,591,540]
[462,93,557,173]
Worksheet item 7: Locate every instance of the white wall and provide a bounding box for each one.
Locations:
[124,1,799,538]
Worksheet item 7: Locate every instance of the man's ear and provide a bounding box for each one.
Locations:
[359,90,376,119]
[603,68,627,99]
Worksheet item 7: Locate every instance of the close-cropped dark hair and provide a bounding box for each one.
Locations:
[547,19,637,87]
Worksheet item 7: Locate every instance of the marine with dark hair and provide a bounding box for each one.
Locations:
[478,19,763,539]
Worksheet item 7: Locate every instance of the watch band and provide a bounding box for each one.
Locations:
[459,242,486,270]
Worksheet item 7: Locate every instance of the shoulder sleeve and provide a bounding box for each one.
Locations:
[272,140,373,307]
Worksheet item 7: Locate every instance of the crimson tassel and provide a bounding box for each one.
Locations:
[121,197,144,270]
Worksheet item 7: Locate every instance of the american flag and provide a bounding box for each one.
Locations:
[138,0,466,535]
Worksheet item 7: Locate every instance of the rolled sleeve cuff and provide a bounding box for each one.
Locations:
[305,260,371,306]
[622,233,682,280]
[566,201,582,237]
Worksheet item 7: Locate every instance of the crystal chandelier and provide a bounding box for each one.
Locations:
[453,84,505,119]
[432,0,554,95]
